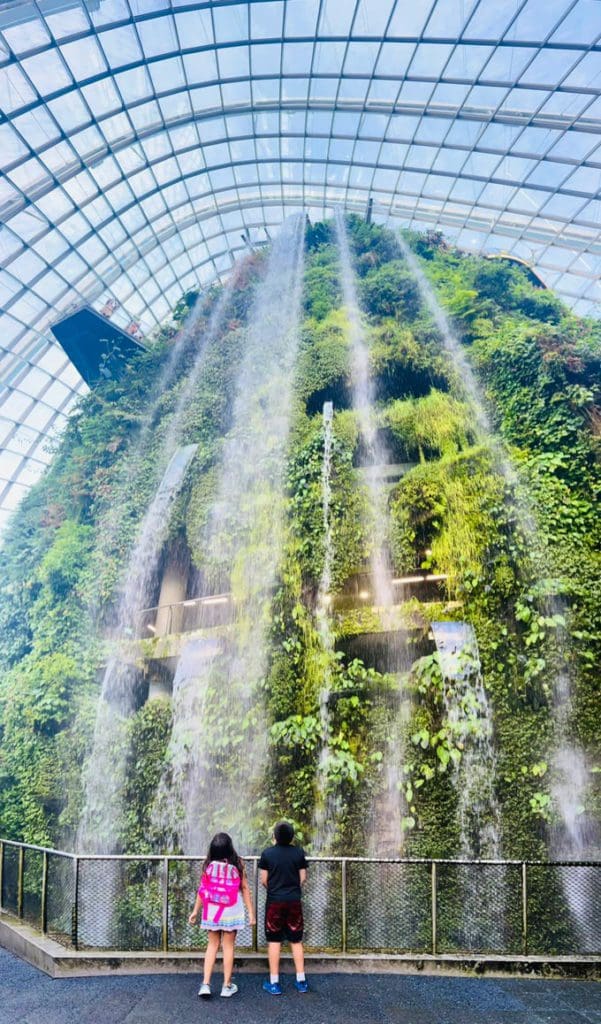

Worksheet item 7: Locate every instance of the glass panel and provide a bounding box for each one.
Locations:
[0,64,37,112]
[174,10,214,47]
[100,25,143,68]
[284,0,320,35]
[150,55,186,93]
[47,92,90,132]
[138,15,178,57]
[319,0,356,35]
[182,50,219,86]
[22,49,72,94]
[2,6,50,53]
[552,0,601,44]
[213,4,248,44]
[41,0,89,39]
[409,43,454,77]
[376,42,415,78]
[61,36,106,78]
[251,1,284,39]
[510,0,573,41]
[520,49,580,86]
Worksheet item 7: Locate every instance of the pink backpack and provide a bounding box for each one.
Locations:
[198,861,241,923]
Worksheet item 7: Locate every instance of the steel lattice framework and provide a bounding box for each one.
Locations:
[1,0,600,530]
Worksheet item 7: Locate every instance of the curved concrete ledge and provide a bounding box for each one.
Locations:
[2,914,599,981]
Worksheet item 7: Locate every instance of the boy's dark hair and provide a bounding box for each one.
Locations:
[274,821,294,845]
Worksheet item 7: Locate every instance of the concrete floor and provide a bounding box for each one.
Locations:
[1,947,600,1024]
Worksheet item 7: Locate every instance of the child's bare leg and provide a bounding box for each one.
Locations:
[291,940,305,976]
[268,941,281,979]
[203,930,220,984]
[221,930,236,985]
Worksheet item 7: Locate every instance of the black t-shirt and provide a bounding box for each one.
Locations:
[258,844,307,902]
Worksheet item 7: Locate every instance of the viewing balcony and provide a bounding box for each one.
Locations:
[137,594,233,639]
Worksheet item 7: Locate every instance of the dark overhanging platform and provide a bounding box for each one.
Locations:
[50,306,147,386]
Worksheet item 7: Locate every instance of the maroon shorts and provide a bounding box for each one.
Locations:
[264,899,304,943]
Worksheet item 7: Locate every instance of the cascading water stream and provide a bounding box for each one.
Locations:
[311,401,340,855]
[152,214,306,854]
[75,443,197,948]
[550,655,598,947]
[334,209,393,609]
[77,443,198,856]
[433,621,506,948]
[88,286,230,622]
[334,210,409,856]
[77,282,237,859]
[398,235,594,939]
[433,622,502,859]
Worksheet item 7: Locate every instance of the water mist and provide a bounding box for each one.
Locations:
[152,215,306,854]
[398,235,594,942]
[334,210,410,856]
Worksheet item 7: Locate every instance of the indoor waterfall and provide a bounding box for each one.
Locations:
[433,621,505,949]
[398,235,595,943]
[311,401,340,855]
[88,285,231,623]
[77,443,198,857]
[334,210,408,856]
[334,210,393,608]
[77,281,237,857]
[152,214,306,854]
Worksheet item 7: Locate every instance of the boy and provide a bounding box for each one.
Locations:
[259,821,308,994]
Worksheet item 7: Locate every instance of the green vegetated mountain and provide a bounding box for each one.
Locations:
[0,218,599,864]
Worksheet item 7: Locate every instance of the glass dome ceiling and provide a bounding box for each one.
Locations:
[1,0,601,532]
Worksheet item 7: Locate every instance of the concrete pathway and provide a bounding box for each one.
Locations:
[0,947,599,1024]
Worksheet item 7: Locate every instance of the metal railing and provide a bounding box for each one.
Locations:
[1,840,599,958]
[137,594,233,638]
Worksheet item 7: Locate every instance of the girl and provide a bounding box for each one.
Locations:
[189,832,255,998]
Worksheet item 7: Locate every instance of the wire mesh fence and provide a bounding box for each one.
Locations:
[21,847,43,929]
[1,841,599,958]
[346,860,432,952]
[46,852,76,945]
[1,843,19,916]
[435,861,523,955]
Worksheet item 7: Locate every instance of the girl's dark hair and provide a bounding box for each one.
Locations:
[203,832,244,876]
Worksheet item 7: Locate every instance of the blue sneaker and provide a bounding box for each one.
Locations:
[262,980,282,995]
[294,979,309,993]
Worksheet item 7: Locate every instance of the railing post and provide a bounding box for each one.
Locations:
[0,841,4,913]
[71,856,79,950]
[17,845,24,919]
[431,862,437,956]
[341,858,347,954]
[521,862,528,956]
[41,851,48,934]
[252,858,259,953]
[162,857,169,952]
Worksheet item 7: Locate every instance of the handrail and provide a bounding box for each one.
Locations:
[138,593,231,616]
[1,838,599,958]
[0,839,77,859]
[1,839,600,866]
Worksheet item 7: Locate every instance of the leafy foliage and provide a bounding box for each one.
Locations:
[0,217,598,869]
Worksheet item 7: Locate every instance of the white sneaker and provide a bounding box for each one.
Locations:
[220,983,238,998]
[198,983,211,999]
